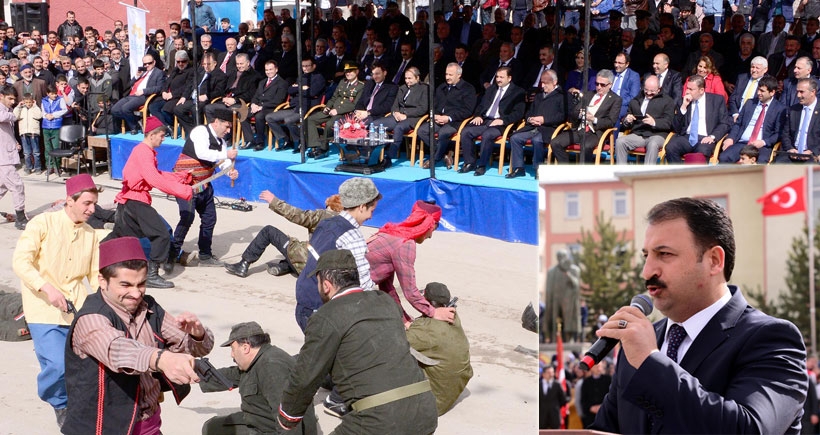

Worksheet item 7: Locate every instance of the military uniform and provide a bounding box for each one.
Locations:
[305,78,365,152]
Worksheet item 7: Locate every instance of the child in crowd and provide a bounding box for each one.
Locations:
[55,75,74,123]
[739,145,759,165]
[13,93,42,175]
[41,84,67,176]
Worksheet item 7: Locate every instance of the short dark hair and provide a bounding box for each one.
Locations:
[317,267,360,290]
[100,259,148,280]
[739,144,759,160]
[758,76,778,93]
[235,333,271,348]
[647,198,735,281]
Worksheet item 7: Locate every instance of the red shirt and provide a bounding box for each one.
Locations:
[115,142,192,205]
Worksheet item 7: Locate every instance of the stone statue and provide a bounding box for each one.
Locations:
[544,249,581,342]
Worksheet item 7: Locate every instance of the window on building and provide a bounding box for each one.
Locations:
[613,191,628,217]
[566,192,580,219]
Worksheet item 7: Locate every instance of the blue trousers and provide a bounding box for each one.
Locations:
[28,323,70,409]
[172,183,216,258]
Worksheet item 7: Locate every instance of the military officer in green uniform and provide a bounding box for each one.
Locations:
[277,249,438,434]
[201,321,317,435]
[304,61,365,159]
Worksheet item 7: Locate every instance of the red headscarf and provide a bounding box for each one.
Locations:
[378,200,442,241]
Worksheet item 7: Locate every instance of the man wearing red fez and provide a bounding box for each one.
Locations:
[0,87,27,230]
[12,173,101,429]
[366,200,455,324]
[109,116,193,289]
[63,236,215,435]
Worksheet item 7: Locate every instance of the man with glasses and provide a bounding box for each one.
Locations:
[266,58,326,152]
[175,52,227,137]
[611,53,641,120]
[149,50,192,127]
[111,55,166,134]
[614,75,675,164]
[551,70,622,163]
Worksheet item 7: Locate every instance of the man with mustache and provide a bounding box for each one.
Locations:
[590,197,808,433]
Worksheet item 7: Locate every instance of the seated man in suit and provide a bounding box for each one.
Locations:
[779,56,820,108]
[458,67,525,176]
[649,53,682,103]
[478,42,524,91]
[304,61,364,159]
[614,75,676,165]
[174,52,227,137]
[148,50,192,127]
[719,76,785,163]
[611,53,641,121]
[778,77,820,163]
[239,60,289,151]
[266,57,326,152]
[390,42,425,87]
[590,197,808,434]
[370,66,429,167]
[727,56,769,121]
[665,75,731,163]
[550,70,622,164]
[352,62,398,128]
[417,63,477,169]
[204,53,261,138]
[111,54,166,134]
[507,69,566,178]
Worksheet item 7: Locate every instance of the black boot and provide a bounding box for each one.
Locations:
[267,259,292,276]
[225,259,251,278]
[14,209,28,230]
[146,261,174,288]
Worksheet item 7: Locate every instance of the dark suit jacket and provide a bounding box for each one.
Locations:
[673,93,731,140]
[539,378,567,430]
[782,102,820,155]
[522,86,567,143]
[780,77,820,108]
[450,19,482,47]
[653,70,683,103]
[768,51,809,80]
[251,75,288,109]
[391,82,429,120]
[621,93,676,138]
[389,58,427,87]
[124,67,166,97]
[273,49,298,83]
[163,65,192,99]
[728,98,786,148]
[226,69,261,102]
[728,73,771,115]
[456,58,482,92]
[570,91,622,136]
[479,57,525,89]
[472,83,526,127]
[469,37,503,69]
[354,80,398,116]
[433,79,477,126]
[180,67,227,102]
[216,50,238,76]
[591,286,807,434]
[287,71,326,111]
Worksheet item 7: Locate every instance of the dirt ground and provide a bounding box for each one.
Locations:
[0,171,539,434]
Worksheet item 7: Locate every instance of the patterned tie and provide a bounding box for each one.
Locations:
[689,100,700,146]
[666,323,687,363]
[749,103,767,142]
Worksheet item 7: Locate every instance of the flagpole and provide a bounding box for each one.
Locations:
[809,166,816,355]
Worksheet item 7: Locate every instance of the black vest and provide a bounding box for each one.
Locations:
[181,125,223,168]
[62,292,185,435]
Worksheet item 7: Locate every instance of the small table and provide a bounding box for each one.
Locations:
[333,136,391,175]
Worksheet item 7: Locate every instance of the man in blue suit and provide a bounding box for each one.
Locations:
[591,197,808,434]
[719,76,785,163]
[727,56,769,120]
[612,53,640,121]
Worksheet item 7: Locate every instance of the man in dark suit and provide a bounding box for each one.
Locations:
[371,66,429,166]
[385,22,409,64]
[779,57,820,108]
[360,40,388,81]
[111,54,166,134]
[507,69,566,178]
[204,53,261,135]
[458,67,525,176]
[417,63,477,168]
[768,35,806,82]
[272,34,298,83]
[649,53,682,103]
[539,365,567,429]
[550,70,622,163]
[728,56,769,119]
[240,60,289,151]
[148,50,192,127]
[390,42,426,87]
[470,24,503,70]
[216,38,239,76]
[265,57,327,152]
[778,77,820,163]
[454,44,482,92]
[174,52,227,137]
[591,197,807,434]
[353,63,398,127]
[664,75,731,163]
[720,76,785,163]
[478,42,525,91]
[614,75,675,164]
[450,5,482,48]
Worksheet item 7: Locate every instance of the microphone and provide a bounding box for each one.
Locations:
[579,294,653,371]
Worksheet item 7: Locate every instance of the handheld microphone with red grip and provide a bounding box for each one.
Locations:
[579,294,653,371]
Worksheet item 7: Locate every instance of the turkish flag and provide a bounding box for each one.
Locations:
[757,177,806,216]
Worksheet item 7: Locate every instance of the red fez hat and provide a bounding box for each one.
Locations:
[65,174,97,197]
[99,237,147,269]
[143,116,167,135]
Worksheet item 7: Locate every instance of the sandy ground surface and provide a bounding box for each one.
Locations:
[0,170,539,435]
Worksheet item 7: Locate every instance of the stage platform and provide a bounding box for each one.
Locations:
[110,133,538,244]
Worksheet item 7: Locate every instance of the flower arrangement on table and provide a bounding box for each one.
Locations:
[337,114,368,140]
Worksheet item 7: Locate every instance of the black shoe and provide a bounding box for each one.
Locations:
[458,163,476,173]
[267,259,292,276]
[313,150,327,159]
[253,143,266,151]
[14,209,27,230]
[383,157,392,168]
[306,149,316,158]
[238,142,252,150]
[474,166,486,176]
[55,407,68,429]
[280,140,294,151]
[130,129,138,135]
[292,146,302,154]
[225,259,251,278]
[199,255,225,267]
[323,396,350,418]
[146,261,174,288]
[505,168,526,178]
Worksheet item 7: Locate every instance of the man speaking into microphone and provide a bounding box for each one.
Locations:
[590,197,808,434]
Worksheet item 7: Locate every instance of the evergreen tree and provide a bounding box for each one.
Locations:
[577,213,645,326]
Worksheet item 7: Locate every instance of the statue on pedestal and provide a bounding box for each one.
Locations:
[544,249,581,342]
